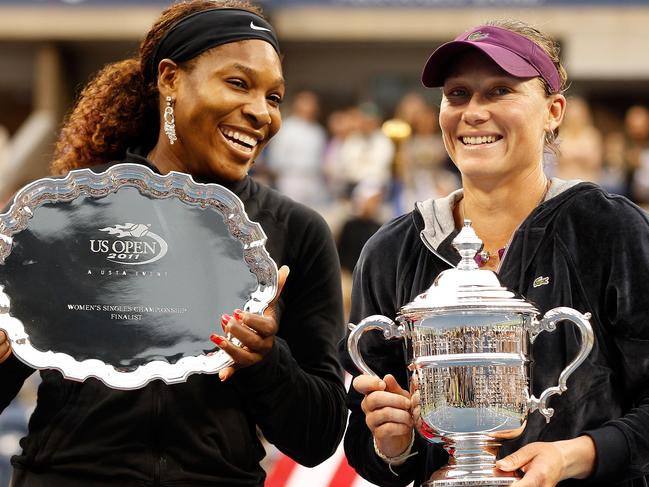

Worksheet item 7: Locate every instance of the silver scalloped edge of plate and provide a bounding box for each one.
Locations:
[0,163,278,389]
[0,310,235,390]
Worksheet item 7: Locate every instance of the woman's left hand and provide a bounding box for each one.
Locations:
[210,265,289,381]
[496,435,597,487]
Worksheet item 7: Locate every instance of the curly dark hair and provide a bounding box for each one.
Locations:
[51,0,265,175]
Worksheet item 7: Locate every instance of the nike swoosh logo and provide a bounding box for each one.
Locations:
[250,21,271,32]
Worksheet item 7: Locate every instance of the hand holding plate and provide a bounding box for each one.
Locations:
[211,265,289,380]
[0,330,11,364]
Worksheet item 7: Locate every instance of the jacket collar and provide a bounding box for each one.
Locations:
[415,178,585,266]
[416,188,462,251]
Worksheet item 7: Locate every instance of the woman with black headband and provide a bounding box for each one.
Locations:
[0,1,346,485]
[340,19,649,487]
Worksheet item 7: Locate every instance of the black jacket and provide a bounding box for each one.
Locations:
[0,151,347,486]
[340,181,649,487]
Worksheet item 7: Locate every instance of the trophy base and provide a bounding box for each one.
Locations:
[424,479,517,487]
[423,463,520,487]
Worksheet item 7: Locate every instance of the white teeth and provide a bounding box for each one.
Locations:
[462,135,499,145]
[222,129,258,148]
[230,140,253,153]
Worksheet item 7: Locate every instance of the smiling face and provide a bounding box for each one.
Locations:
[154,39,284,182]
[439,50,564,186]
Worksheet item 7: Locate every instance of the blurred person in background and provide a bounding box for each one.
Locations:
[599,124,629,197]
[394,92,428,128]
[555,95,603,183]
[323,108,356,201]
[624,105,649,205]
[340,18,649,487]
[336,181,385,320]
[398,102,459,211]
[0,1,346,486]
[266,89,328,209]
[336,102,395,198]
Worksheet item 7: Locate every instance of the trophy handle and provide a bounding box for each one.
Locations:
[528,307,594,422]
[347,315,405,377]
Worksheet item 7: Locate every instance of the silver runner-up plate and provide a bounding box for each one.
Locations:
[0,163,278,390]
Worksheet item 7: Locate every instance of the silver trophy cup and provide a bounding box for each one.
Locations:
[347,220,594,486]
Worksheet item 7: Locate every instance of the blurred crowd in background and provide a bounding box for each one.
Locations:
[2,93,647,217]
[1,2,649,484]
[247,90,649,319]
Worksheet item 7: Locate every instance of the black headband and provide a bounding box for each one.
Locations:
[146,8,280,83]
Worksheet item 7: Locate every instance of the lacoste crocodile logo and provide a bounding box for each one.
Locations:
[533,276,550,288]
[467,31,489,41]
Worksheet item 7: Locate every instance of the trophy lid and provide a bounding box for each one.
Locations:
[401,220,537,316]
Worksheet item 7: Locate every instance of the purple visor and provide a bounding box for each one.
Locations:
[421,26,561,93]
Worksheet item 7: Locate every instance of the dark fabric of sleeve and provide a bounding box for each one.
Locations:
[231,208,347,467]
[0,354,34,412]
[562,194,649,482]
[338,217,449,486]
[341,232,417,486]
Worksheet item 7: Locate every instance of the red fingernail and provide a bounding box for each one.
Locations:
[210,334,226,348]
[233,309,243,321]
[221,314,230,332]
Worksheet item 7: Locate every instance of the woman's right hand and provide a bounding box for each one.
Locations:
[353,373,414,459]
[0,330,12,364]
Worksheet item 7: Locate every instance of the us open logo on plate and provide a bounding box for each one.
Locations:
[89,223,168,265]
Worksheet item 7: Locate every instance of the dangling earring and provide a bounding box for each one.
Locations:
[164,96,177,145]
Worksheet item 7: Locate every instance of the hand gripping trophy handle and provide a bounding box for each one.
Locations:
[347,315,405,376]
[527,307,594,422]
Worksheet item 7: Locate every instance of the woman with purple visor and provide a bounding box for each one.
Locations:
[339,19,649,487]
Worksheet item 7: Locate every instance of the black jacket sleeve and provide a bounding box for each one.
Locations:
[562,193,649,482]
[0,354,34,412]
[231,210,347,467]
[338,222,435,487]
